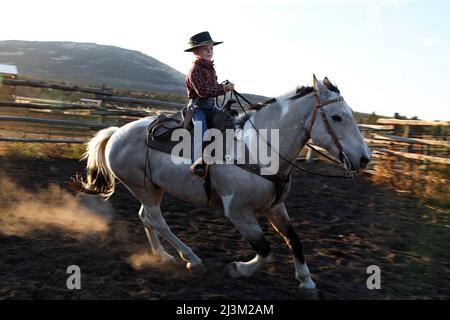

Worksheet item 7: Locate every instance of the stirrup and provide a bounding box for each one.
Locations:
[190,158,208,178]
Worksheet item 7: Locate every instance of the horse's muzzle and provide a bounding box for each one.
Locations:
[360,155,370,169]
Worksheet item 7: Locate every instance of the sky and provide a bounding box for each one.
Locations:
[0,0,449,120]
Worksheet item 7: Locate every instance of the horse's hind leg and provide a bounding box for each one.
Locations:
[140,203,204,273]
[138,205,174,263]
[122,174,203,273]
[224,207,272,278]
[264,203,316,290]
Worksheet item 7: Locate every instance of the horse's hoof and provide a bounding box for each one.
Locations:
[299,283,319,299]
[227,262,243,278]
[299,278,317,290]
[187,262,206,275]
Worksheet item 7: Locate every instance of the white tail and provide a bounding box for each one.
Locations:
[81,127,119,198]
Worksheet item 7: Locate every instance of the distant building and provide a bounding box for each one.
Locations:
[0,64,18,101]
[0,64,18,78]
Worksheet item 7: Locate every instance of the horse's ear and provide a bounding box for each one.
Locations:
[323,76,340,94]
[312,74,319,93]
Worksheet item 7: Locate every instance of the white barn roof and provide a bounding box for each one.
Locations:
[0,64,18,75]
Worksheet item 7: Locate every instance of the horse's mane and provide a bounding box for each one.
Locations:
[245,78,340,112]
[248,86,314,111]
[248,97,276,111]
[287,86,315,101]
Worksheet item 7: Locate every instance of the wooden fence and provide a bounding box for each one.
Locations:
[360,119,450,165]
[0,77,185,143]
[1,77,449,171]
[358,119,449,206]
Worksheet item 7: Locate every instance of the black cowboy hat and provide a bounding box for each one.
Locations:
[184,31,223,52]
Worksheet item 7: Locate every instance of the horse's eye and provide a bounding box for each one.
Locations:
[331,115,342,122]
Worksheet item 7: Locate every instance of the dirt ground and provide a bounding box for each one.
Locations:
[0,156,448,300]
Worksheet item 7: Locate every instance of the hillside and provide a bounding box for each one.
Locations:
[0,40,186,94]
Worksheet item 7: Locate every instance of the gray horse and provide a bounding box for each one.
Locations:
[81,75,371,290]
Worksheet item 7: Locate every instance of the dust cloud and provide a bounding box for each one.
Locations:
[0,174,177,271]
[126,250,163,270]
[0,174,112,239]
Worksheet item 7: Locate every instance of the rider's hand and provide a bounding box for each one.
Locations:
[223,82,235,92]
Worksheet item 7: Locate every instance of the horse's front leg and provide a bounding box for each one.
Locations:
[263,202,316,290]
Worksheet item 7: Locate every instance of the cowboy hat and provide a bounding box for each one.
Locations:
[184,31,223,52]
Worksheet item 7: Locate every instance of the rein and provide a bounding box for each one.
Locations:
[229,89,355,179]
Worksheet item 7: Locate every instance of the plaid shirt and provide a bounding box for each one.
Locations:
[186,59,225,100]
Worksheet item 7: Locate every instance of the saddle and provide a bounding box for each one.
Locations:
[146,100,239,155]
[148,106,193,140]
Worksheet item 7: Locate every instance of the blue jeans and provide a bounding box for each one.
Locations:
[191,100,219,163]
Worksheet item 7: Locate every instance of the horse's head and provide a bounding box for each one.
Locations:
[307,75,372,172]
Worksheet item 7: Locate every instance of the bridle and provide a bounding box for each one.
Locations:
[230,82,356,179]
[304,90,354,175]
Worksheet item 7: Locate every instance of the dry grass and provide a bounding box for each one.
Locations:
[0,141,85,160]
[371,154,450,208]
